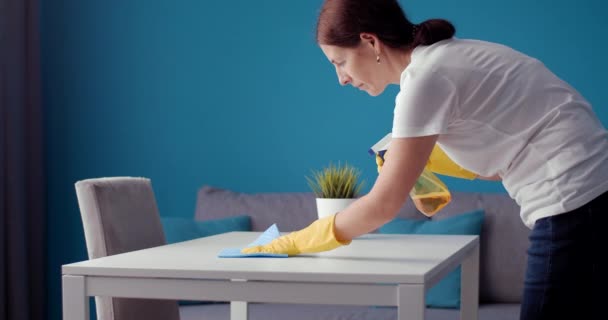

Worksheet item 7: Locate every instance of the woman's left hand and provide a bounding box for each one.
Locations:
[241,213,351,256]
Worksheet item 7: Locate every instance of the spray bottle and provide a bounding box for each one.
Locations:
[369,133,451,217]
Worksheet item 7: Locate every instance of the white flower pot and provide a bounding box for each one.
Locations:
[315,198,357,219]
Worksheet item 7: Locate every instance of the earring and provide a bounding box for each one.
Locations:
[376,55,380,64]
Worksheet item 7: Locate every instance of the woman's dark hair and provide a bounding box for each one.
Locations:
[316,0,455,49]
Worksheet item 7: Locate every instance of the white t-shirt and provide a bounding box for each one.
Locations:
[392,38,608,228]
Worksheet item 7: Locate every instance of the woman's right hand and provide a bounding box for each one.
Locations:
[376,145,478,180]
[375,152,386,173]
[425,145,477,179]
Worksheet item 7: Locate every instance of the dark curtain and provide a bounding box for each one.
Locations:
[0,0,46,319]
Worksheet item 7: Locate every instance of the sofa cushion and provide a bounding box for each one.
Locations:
[194,186,529,303]
[379,210,485,308]
[430,192,529,303]
[194,186,318,232]
[161,215,251,244]
[476,193,529,303]
[393,191,529,303]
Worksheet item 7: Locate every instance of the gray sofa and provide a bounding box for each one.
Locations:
[179,185,530,320]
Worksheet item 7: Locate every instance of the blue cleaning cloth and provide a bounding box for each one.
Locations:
[217,224,288,258]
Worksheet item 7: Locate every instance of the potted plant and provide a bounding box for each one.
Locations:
[305,161,365,219]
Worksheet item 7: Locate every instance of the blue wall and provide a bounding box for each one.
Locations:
[41,0,607,319]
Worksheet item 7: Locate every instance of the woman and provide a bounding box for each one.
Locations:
[243,1,607,319]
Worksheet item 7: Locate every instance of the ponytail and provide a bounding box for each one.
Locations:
[411,19,456,48]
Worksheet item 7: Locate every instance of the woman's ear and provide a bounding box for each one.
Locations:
[360,33,380,52]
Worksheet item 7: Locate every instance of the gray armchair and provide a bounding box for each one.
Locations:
[74,177,180,320]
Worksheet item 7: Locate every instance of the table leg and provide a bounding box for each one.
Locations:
[230,301,248,320]
[398,284,425,320]
[230,279,249,320]
[461,243,479,320]
[62,275,89,320]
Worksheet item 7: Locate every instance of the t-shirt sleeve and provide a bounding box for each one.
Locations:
[392,69,459,138]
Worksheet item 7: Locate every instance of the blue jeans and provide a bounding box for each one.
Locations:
[520,191,608,320]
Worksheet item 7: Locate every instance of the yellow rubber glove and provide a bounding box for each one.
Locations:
[376,145,477,179]
[426,145,477,179]
[375,153,385,174]
[241,213,350,256]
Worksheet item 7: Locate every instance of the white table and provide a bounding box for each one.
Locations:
[62,232,479,320]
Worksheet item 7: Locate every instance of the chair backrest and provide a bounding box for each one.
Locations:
[75,177,180,320]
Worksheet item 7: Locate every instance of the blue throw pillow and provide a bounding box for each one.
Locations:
[160,215,252,305]
[379,210,484,309]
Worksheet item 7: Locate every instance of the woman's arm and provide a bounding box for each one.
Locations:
[241,134,439,255]
[334,134,438,242]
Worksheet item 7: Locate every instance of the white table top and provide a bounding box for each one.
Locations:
[63,232,478,284]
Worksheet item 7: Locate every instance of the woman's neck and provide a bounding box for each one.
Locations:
[384,47,414,85]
